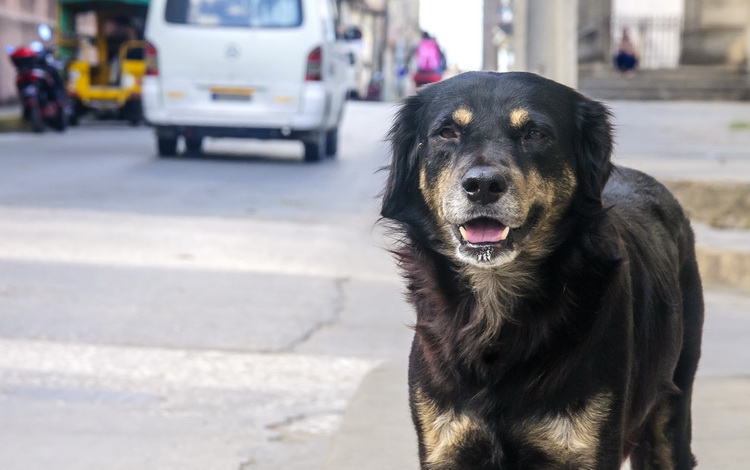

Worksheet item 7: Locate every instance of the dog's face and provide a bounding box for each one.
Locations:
[382,72,613,268]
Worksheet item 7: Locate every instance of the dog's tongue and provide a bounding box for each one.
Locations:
[461,218,509,244]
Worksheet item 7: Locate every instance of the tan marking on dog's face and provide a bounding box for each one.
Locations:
[420,165,456,223]
[506,166,577,260]
[509,108,530,128]
[517,392,612,468]
[523,166,577,218]
[452,107,474,126]
[414,388,486,467]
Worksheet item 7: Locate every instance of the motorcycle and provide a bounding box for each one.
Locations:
[5,25,69,133]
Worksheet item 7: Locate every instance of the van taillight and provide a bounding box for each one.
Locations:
[145,41,158,76]
[306,47,322,81]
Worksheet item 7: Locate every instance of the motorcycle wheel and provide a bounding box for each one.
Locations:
[28,103,45,133]
[52,103,68,132]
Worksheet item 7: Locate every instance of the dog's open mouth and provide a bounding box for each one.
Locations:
[458,217,510,246]
[453,217,519,266]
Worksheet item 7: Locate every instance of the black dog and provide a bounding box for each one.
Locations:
[381,72,704,469]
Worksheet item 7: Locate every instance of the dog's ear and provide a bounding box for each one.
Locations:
[574,97,614,207]
[381,92,425,221]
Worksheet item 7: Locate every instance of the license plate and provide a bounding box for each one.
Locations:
[210,87,254,102]
[89,99,119,110]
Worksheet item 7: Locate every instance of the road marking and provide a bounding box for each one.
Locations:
[0,338,379,393]
[0,205,399,283]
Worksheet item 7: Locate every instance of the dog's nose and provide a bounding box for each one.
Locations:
[461,167,507,204]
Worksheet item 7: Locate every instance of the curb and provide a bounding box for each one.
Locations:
[697,247,750,293]
[664,180,750,230]
[694,220,750,292]
[324,362,419,470]
[663,180,750,294]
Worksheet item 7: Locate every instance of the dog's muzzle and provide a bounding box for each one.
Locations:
[448,166,523,267]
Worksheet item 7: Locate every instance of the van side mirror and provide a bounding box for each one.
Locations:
[342,26,362,41]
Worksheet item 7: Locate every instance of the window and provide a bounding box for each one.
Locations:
[165,0,303,28]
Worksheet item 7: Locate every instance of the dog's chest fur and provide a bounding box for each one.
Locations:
[413,386,612,469]
[402,221,624,469]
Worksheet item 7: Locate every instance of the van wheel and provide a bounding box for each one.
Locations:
[303,131,326,163]
[325,128,338,158]
[185,137,203,154]
[157,136,178,157]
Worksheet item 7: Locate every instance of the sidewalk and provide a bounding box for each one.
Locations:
[327,375,750,469]
[325,291,750,469]
[325,100,750,469]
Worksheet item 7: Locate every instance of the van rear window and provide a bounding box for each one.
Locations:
[165,0,303,27]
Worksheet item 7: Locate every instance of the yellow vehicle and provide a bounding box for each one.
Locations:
[58,0,149,125]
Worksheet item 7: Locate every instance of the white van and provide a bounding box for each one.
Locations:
[143,0,357,162]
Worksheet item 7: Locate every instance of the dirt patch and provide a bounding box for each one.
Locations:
[0,115,24,133]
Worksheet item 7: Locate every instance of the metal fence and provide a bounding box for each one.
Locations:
[612,15,683,69]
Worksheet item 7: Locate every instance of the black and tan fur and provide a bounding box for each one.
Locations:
[381,72,703,469]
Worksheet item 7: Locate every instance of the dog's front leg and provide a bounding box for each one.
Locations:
[596,405,628,470]
[411,386,497,469]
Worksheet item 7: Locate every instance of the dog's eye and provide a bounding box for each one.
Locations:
[439,126,460,140]
[525,129,546,141]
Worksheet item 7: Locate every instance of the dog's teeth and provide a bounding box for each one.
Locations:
[500,226,510,241]
[459,226,467,240]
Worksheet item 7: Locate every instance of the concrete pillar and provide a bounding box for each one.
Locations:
[483,0,500,70]
[578,0,612,64]
[512,0,529,72]
[513,0,578,88]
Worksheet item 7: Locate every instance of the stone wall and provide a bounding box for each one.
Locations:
[681,0,750,66]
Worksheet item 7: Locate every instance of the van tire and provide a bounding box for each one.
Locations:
[185,137,203,154]
[325,128,338,158]
[157,136,178,157]
[303,131,326,163]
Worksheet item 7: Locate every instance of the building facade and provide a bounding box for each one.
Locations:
[577,0,750,100]
[338,0,421,101]
[578,0,750,70]
[0,0,58,103]
[682,0,750,66]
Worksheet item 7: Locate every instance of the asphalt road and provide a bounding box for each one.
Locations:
[2,99,749,470]
[0,103,415,469]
